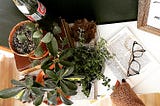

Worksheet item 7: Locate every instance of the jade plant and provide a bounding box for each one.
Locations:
[0,19,113,106]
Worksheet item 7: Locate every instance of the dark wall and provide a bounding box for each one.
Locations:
[0,0,27,47]
[40,0,138,24]
[0,0,138,47]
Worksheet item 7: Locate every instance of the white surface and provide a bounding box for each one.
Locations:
[0,50,14,58]
[98,21,160,94]
[103,27,158,87]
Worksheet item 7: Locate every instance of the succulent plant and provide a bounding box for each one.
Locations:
[12,21,44,56]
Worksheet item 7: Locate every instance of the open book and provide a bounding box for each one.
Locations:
[106,27,159,88]
[97,27,160,96]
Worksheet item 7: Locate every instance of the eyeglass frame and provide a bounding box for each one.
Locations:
[127,41,146,77]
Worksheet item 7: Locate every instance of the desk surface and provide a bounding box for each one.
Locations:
[98,21,160,95]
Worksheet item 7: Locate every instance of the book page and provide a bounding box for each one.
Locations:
[106,27,154,87]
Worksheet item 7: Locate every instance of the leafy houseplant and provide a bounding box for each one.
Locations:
[0,19,113,106]
[8,20,49,59]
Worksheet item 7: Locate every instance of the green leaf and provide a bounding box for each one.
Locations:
[11,79,25,87]
[0,87,24,98]
[59,48,73,60]
[62,67,74,77]
[25,23,36,31]
[31,87,44,95]
[32,30,43,47]
[16,34,27,43]
[52,25,62,35]
[33,95,43,106]
[21,89,30,102]
[63,80,77,90]
[47,38,58,56]
[60,94,73,105]
[41,32,58,56]
[25,76,33,88]
[67,90,77,96]
[59,60,74,67]
[33,81,44,87]
[14,89,25,100]
[33,30,43,39]
[46,70,58,81]
[41,56,53,70]
[47,92,57,105]
[33,38,41,47]
[31,60,40,67]
[60,81,77,96]
[82,82,92,97]
[60,81,69,94]
[64,75,85,81]
[57,68,65,77]
[41,32,53,43]
[62,37,69,48]
[34,46,44,57]
[45,79,56,88]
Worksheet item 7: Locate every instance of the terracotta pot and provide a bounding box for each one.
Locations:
[36,70,45,85]
[8,20,49,60]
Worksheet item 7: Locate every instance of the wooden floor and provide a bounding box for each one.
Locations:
[0,53,46,106]
[1,47,160,106]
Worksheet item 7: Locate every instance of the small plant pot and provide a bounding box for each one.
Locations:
[8,20,49,60]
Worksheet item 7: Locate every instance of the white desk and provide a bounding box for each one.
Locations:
[97,21,160,95]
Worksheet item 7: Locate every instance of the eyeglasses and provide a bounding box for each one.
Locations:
[127,41,146,77]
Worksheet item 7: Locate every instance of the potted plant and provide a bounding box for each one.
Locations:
[8,20,49,60]
[0,18,113,106]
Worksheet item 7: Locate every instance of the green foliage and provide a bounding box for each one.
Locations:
[2,19,113,106]
[41,32,58,56]
[25,22,36,32]
[45,68,78,96]
[40,37,112,97]
[34,45,44,57]
[17,34,27,43]
[69,38,112,97]
[41,56,53,70]
[52,22,62,35]
[33,30,43,47]
[0,87,24,99]
[13,76,44,105]
[59,94,73,105]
